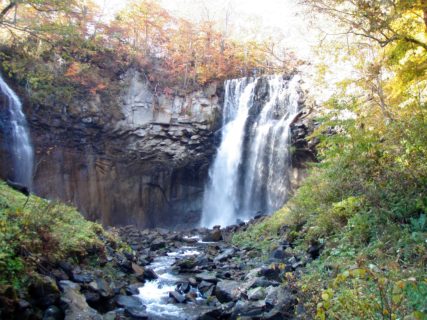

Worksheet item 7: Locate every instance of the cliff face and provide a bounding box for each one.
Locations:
[0,71,316,229]
[27,70,223,228]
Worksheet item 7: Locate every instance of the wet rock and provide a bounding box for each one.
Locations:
[169,291,186,304]
[188,277,198,286]
[202,226,222,242]
[176,257,197,271]
[142,268,158,281]
[177,282,190,294]
[125,306,148,319]
[59,280,102,320]
[125,283,143,296]
[213,248,235,263]
[195,272,218,284]
[132,263,145,276]
[198,281,214,295]
[214,280,241,303]
[150,238,166,251]
[115,295,143,309]
[43,305,64,320]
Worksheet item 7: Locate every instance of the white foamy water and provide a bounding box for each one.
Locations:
[0,74,34,189]
[201,75,302,228]
[136,247,201,319]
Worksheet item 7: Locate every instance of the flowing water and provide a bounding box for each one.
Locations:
[0,74,34,189]
[201,75,301,227]
[136,243,209,319]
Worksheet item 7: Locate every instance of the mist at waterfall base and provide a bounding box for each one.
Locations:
[0,75,34,190]
[201,75,301,228]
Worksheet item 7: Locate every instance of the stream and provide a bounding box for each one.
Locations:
[135,237,215,320]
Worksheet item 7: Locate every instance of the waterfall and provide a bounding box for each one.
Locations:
[0,74,34,190]
[201,75,301,228]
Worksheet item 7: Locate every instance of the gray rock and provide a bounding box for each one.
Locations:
[116,295,144,309]
[214,280,241,303]
[125,306,148,319]
[169,291,186,303]
[202,227,222,242]
[214,248,235,263]
[247,287,267,301]
[264,286,297,315]
[59,280,102,320]
[125,283,143,296]
[231,300,265,318]
[88,278,113,298]
[43,305,64,320]
[195,272,218,284]
[72,272,94,284]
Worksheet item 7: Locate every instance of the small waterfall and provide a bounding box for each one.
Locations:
[0,74,34,189]
[201,75,301,228]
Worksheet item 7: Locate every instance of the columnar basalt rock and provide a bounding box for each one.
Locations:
[19,70,223,228]
[0,70,316,229]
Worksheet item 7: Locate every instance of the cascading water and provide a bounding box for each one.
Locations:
[0,74,34,189]
[201,75,301,228]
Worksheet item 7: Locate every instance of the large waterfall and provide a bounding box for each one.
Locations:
[0,74,34,189]
[201,75,301,227]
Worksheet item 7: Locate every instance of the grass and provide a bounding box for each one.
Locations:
[0,180,116,288]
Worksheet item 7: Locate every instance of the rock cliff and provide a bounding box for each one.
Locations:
[0,71,316,229]
[27,70,222,228]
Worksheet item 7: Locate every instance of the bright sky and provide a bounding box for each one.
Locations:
[94,0,317,59]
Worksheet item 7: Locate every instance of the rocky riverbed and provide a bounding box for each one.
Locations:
[1,216,322,320]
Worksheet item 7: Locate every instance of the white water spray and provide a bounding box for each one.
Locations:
[201,75,301,227]
[0,74,34,189]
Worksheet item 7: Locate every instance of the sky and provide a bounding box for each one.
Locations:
[94,0,317,59]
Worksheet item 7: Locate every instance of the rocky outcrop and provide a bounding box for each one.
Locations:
[0,70,316,229]
[25,70,223,228]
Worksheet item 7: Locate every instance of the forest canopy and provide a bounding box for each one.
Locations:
[0,0,297,102]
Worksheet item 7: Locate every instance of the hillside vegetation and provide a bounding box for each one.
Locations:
[0,0,295,106]
[0,180,120,288]
[234,0,427,318]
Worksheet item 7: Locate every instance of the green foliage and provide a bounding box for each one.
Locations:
[0,180,115,288]
[232,208,292,255]
[316,267,427,320]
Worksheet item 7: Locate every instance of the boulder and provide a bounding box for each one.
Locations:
[231,300,265,318]
[59,280,102,320]
[247,287,267,301]
[29,275,60,308]
[115,295,144,309]
[214,280,241,303]
[88,278,113,298]
[169,291,186,304]
[264,286,297,316]
[150,238,166,251]
[195,272,218,284]
[202,227,223,242]
[213,248,235,263]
